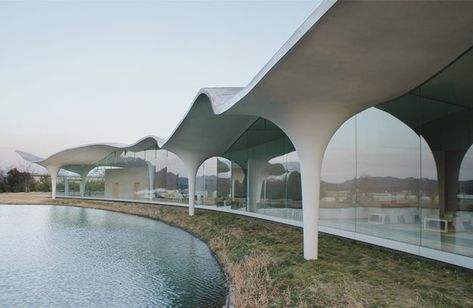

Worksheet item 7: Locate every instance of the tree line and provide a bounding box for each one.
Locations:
[0,168,51,193]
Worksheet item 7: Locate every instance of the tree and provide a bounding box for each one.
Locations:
[32,175,51,192]
[6,168,32,192]
[0,167,6,192]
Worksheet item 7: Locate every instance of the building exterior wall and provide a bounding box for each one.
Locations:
[54,101,473,267]
[104,168,149,200]
[35,2,473,268]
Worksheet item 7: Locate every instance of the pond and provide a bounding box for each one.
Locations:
[0,205,227,307]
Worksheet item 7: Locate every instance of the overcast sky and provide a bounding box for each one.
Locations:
[0,1,320,158]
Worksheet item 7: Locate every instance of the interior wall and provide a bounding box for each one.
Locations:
[104,168,149,199]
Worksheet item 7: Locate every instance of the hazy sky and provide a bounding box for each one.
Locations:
[0,1,321,157]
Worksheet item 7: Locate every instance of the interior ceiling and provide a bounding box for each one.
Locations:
[376,46,473,151]
[419,47,473,109]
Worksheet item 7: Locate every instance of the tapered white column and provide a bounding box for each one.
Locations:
[174,151,207,217]
[78,167,93,197]
[48,166,59,200]
[147,162,155,200]
[188,169,196,216]
[64,178,69,196]
[298,148,324,260]
[185,161,202,216]
[79,178,86,197]
[247,159,269,211]
[260,108,341,260]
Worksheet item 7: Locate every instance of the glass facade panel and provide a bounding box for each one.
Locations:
[418,98,473,256]
[85,167,105,197]
[284,151,302,221]
[356,108,421,245]
[320,116,356,231]
[320,48,473,258]
[217,158,231,205]
[196,161,205,205]
[196,157,231,206]
[155,150,169,198]
[322,108,422,244]
[56,147,188,203]
[53,46,472,262]
[223,118,302,220]
[162,151,187,203]
[231,162,246,210]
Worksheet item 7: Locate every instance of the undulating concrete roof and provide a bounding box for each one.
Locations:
[18,0,473,174]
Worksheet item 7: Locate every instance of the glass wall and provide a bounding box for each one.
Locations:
[84,167,105,197]
[320,116,356,231]
[357,108,421,244]
[56,147,188,203]
[196,157,218,205]
[196,157,231,206]
[321,47,473,257]
[154,150,188,203]
[53,46,472,260]
[217,118,303,220]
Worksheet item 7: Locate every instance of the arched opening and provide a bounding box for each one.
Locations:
[195,157,242,207]
[151,149,188,204]
[55,146,189,203]
[321,107,434,246]
[211,117,303,221]
[55,169,83,197]
[320,91,473,258]
[457,145,473,232]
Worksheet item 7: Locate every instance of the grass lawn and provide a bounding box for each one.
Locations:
[1,193,472,307]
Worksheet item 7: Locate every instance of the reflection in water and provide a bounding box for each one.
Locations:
[0,205,226,307]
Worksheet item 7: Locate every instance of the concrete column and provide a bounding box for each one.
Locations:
[188,169,197,216]
[77,167,93,197]
[64,178,69,196]
[231,175,235,202]
[79,178,86,197]
[47,167,59,200]
[263,179,267,203]
[298,148,325,260]
[147,162,155,200]
[260,108,341,260]
[247,159,269,211]
[173,151,207,217]
[230,162,245,203]
[433,150,467,215]
[185,161,202,216]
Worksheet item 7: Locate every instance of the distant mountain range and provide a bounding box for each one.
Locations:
[321,176,473,195]
[322,176,437,191]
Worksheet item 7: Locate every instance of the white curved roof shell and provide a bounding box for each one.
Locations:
[18,0,473,173]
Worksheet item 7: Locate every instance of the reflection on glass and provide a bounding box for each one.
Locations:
[217,158,231,205]
[459,146,473,208]
[320,116,356,231]
[55,147,188,203]
[319,47,473,259]
[223,118,302,220]
[197,157,231,206]
[231,162,246,210]
[356,108,421,245]
[52,46,473,263]
[85,167,105,197]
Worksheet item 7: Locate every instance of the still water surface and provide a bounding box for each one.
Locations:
[0,205,227,307]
